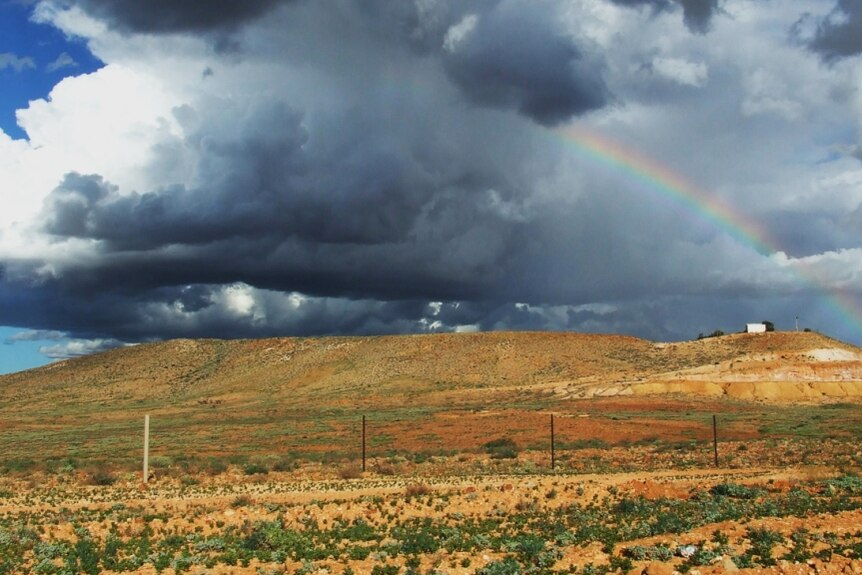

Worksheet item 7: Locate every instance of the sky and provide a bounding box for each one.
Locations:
[1,0,862,375]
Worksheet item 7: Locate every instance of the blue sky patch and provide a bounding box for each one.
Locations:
[0,1,102,139]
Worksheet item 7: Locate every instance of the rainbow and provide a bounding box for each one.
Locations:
[557,124,862,340]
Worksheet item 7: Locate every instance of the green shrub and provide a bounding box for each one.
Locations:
[825,475,862,494]
[623,544,674,561]
[476,558,521,575]
[709,483,764,499]
[243,463,268,475]
[207,459,228,475]
[482,438,519,460]
[149,456,173,469]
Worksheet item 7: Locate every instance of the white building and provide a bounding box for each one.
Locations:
[746,323,767,333]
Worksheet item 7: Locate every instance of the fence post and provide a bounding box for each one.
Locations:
[550,414,556,470]
[362,415,366,472]
[143,414,150,484]
[712,414,718,468]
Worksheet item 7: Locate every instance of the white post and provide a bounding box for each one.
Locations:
[143,414,150,484]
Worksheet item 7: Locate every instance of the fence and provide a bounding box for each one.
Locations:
[2,402,859,480]
[137,406,860,481]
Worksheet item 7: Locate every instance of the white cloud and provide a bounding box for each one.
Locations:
[39,338,127,359]
[741,69,803,120]
[46,52,78,73]
[443,14,478,53]
[0,52,36,72]
[220,283,263,321]
[32,1,106,40]
[0,61,186,263]
[651,57,708,87]
[3,330,66,343]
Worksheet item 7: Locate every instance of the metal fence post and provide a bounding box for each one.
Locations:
[712,414,719,468]
[143,414,150,483]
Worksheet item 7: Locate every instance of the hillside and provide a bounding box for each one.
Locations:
[2,330,861,409]
[1,330,861,470]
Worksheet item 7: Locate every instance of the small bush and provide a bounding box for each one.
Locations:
[825,475,862,494]
[207,459,228,475]
[272,457,297,472]
[405,483,430,498]
[149,456,172,469]
[743,526,783,567]
[476,558,521,575]
[243,463,268,475]
[372,461,397,476]
[231,494,253,508]
[623,544,674,561]
[709,483,764,499]
[482,438,519,460]
[87,467,116,486]
[339,465,363,480]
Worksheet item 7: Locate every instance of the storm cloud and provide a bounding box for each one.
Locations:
[610,0,721,33]
[66,0,283,34]
[805,0,862,61]
[1,0,862,365]
[439,5,609,124]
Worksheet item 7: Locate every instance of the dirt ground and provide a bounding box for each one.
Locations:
[3,449,862,575]
[3,331,862,574]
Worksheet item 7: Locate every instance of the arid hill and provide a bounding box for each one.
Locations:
[2,330,862,469]
[3,333,862,575]
[2,330,861,410]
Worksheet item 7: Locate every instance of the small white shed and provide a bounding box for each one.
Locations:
[746,323,766,334]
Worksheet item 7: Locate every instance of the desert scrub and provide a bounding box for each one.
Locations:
[482,438,519,460]
[243,463,269,475]
[6,474,862,574]
[735,526,784,567]
[782,528,813,562]
[339,464,363,479]
[622,544,674,561]
[709,483,765,499]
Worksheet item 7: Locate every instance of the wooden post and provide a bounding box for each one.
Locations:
[361,415,366,472]
[712,414,718,468]
[550,414,556,470]
[143,414,150,484]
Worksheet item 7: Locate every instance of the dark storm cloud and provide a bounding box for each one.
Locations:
[610,0,720,33]
[40,91,528,259]
[677,0,720,33]
[66,0,283,34]
[34,79,541,304]
[439,5,608,125]
[9,0,850,360]
[0,275,457,343]
[320,0,609,125]
[42,102,314,248]
[804,0,862,61]
[762,209,862,258]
